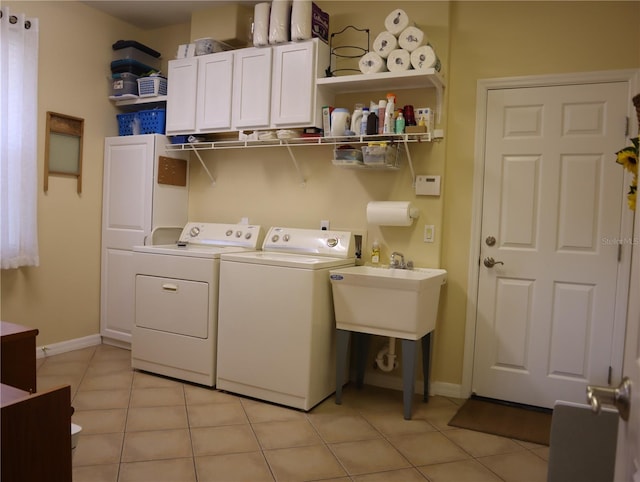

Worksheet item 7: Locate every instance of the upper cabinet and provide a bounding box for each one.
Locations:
[232,47,273,130]
[198,51,235,131]
[165,57,198,134]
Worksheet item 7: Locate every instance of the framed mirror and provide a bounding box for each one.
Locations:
[44,112,84,193]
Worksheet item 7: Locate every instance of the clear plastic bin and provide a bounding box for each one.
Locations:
[112,46,161,70]
[110,72,139,97]
[362,143,399,167]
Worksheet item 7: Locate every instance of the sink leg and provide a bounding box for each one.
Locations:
[422,332,432,403]
[335,329,351,405]
[402,339,417,420]
[354,333,370,389]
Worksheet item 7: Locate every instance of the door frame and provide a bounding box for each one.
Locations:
[462,69,640,401]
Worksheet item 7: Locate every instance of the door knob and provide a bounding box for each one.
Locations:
[587,377,631,421]
[485,235,496,246]
[483,257,504,268]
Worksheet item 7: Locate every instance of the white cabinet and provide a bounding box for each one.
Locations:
[166,52,234,135]
[271,39,329,128]
[165,57,198,134]
[101,134,189,345]
[197,51,234,131]
[232,47,273,130]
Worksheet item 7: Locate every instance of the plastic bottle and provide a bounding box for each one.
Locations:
[371,240,380,265]
[350,103,364,134]
[330,108,350,137]
[395,110,405,134]
[384,93,396,134]
[366,110,378,135]
[377,99,387,134]
[360,107,369,136]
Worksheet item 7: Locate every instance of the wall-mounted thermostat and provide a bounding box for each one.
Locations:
[415,175,441,196]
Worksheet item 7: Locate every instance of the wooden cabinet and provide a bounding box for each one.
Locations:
[232,47,273,130]
[1,383,72,482]
[1,321,39,393]
[165,57,198,134]
[197,51,235,131]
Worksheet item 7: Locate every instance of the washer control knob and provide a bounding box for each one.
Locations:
[189,226,201,238]
[225,229,233,236]
[245,232,252,239]
[235,231,242,238]
[283,234,290,242]
[327,238,338,247]
[271,234,280,242]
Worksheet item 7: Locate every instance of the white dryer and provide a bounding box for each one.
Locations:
[216,227,355,410]
[132,222,263,386]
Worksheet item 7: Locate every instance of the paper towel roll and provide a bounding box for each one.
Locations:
[372,31,397,59]
[269,0,292,44]
[387,49,411,73]
[253,2,271,47]
[366,201,418,226]
[384,9,412,37]
[411,45,441,72]
[291,0,312,41]
[398,26,426,52]
[359,52,387,74]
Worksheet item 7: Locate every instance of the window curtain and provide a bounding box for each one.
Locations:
[0,7,39,269]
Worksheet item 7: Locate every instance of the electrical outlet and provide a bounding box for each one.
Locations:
[424,225,435,243]
[320,220,330,230]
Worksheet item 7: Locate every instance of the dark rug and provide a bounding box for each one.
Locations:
[448,396,552,446]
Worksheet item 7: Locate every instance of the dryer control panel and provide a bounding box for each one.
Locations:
[179,223,264,249]
[263,227,355,258]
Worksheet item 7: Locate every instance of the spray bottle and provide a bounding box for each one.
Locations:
[384,93,396,134]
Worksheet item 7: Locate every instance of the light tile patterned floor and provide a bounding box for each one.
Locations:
[36,344,550,482]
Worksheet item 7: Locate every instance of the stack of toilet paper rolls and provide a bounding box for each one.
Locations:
[359,8,441,75]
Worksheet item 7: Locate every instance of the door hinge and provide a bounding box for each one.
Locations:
[625,116,629,137]
[608,365,612,385]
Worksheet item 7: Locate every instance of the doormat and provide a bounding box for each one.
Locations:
[448,396,552,446]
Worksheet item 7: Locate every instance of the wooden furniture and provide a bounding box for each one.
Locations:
[1,383,72,482]
[1,321,39,393]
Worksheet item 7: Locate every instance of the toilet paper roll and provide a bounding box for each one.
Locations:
[398,26,426,52]
[384,9,412,37]
[411,45,442,72]
[386,49,412,73]
[253,2,271,47]
[291,0,312,41]
[366,201,418,226]
[359,52,387,74]
[372,31,397,59]
[269,0,292,44]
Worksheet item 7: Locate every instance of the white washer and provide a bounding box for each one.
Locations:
[132,222,263,386]
[216,226,355,410]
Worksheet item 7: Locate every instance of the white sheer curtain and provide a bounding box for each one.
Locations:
[0,7,39,269]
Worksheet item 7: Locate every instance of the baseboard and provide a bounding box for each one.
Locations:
[36,334,102,359]
[357,371,465,399]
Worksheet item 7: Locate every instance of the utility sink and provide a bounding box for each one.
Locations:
[329,266,447,340]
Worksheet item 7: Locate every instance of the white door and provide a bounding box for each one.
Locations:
[472,81,630,408]
[197,51,234,132]
[165,57,198,134]
[232,47,272,130]
[614,207,640,481]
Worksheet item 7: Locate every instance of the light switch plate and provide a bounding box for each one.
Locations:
[424,225,435,243]
[415,175,441,196]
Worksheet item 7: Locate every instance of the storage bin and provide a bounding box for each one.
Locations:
[137,76,167,97]
[362,143,400,167]
[112,46,161,70]
[117,109,166,136]
[111,59,158,76]
[110,72,139,97]
[333,148,363,165]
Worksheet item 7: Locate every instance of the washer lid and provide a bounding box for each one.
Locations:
[220,251,355,269]
[133,244,256,259]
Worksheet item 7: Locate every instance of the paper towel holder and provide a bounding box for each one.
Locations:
[366,201,420,226]
[326,25,370,77]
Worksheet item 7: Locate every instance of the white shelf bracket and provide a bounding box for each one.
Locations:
[283,141,306,186]
[435,82,443,124]
[401,137,416,186]
[189,144,216,186]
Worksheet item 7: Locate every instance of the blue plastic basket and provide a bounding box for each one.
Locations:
[117,108,166,136]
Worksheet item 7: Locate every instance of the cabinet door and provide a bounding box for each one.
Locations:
[271,41,317,127]
[232,47,272,129]
[197,51,234,132]
[166,57,198,134]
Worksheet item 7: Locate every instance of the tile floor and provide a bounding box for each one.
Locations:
[36,344,549,482]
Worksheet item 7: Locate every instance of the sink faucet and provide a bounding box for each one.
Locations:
[390,252,405,269]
